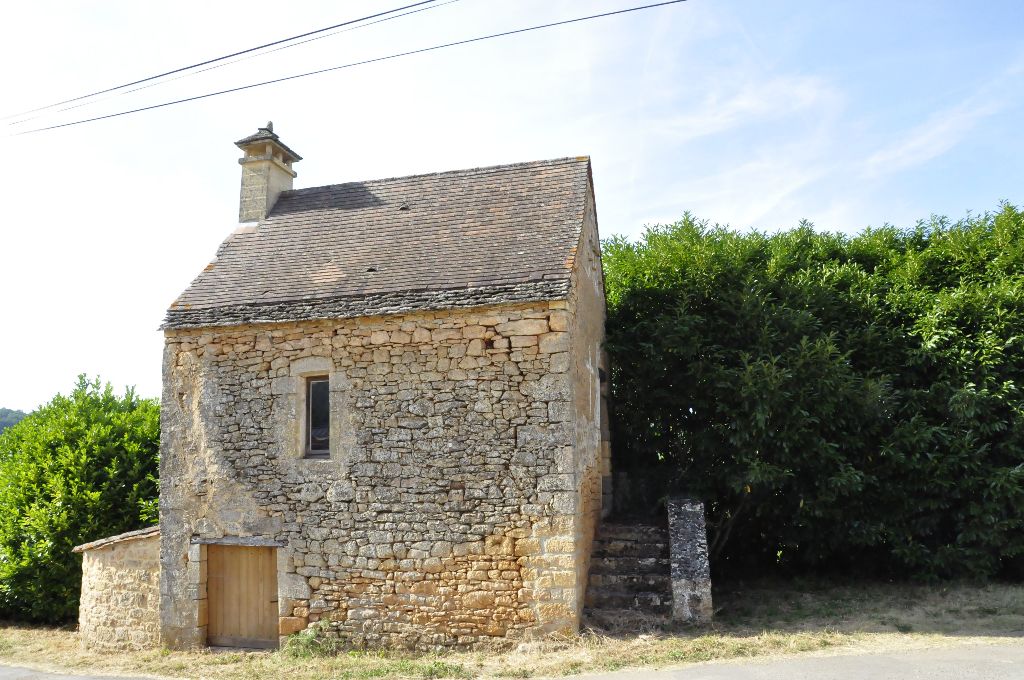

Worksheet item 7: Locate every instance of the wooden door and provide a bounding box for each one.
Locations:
[207,545,279,649]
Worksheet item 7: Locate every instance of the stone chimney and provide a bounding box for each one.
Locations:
[235,122,303,223]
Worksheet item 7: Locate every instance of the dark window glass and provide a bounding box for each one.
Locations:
[307,377,329,455]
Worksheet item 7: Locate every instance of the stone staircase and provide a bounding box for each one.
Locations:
[583,522,672,627]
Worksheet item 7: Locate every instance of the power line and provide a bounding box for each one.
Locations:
[17,0,688,136]
[1,0,437,121]
[7,0,461,126]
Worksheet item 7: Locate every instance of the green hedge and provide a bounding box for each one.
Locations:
[0,376,159,622]
[603,203,1024,579]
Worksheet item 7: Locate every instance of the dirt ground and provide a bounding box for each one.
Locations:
[0,582,1021,679]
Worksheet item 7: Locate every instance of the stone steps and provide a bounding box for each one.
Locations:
[591,538,669,559]
[588,555,670,575]
[583,607,673,631]
[587,571,671,592]
[595,523,669,542]
[585,589,672,613]
[584,522,672,624]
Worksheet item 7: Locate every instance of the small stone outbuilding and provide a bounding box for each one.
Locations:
[157,125,612,650]
[73,526,161,650]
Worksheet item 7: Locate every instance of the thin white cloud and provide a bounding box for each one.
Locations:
[861,99,1003,178]
[671,155,826,227]
[653,75,840,143]
[862,59,1024,178]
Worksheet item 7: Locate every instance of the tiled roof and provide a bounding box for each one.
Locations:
[163,156,591,329]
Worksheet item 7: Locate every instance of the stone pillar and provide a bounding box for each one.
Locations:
[667,496,713,624]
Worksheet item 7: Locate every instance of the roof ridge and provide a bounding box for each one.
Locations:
[279,155,590,199]
[72,525,160,553]
[163,280,570,329]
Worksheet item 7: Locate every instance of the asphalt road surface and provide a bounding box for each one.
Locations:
[0,668,153,680]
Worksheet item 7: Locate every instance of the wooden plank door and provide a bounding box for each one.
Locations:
[207,545,279,649]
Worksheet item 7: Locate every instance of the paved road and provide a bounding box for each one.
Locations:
[0,667,154,680]
[585,642,1024,680]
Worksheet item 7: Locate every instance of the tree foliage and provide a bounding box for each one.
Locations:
[604,203,1024,579]
[0,376,159,623]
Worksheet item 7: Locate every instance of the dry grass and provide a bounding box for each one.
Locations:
[714,580,1024,636]
[1,582,1022,679]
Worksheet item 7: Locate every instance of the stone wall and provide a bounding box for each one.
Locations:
[160,252,605,648]
[76,528,161,651]
[566,185,607,616]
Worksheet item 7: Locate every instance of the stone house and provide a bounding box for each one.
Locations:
[154,124,612,650]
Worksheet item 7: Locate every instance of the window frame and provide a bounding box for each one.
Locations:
[304,375,330,458]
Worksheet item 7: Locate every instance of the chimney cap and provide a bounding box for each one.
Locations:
[235,123,302,162]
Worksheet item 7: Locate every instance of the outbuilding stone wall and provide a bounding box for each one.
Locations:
[75,527,161,651]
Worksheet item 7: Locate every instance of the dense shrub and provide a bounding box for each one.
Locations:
[0,376,159,623]
[604,203,1024,580]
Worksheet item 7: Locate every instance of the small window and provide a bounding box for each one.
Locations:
[306,376,330,457]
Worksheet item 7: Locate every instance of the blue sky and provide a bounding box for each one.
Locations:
[1,0,1022,411]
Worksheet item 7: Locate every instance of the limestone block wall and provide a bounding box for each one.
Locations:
[566,186,607,617]
[238,157,294,222]
[76,528,161,651]
[160,293,605,649]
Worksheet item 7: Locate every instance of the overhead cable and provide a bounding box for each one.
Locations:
[7,0,461,126]
[1,0,438,121]
[17,0,688,136]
